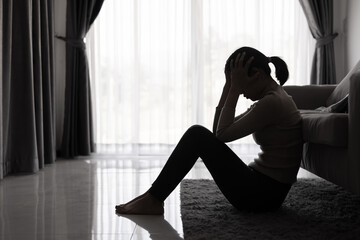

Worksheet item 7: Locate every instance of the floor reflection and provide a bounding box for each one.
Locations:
[91,157,185,239]
[117,214,183,240]
[0,159,96,240]
[0,156,214,239]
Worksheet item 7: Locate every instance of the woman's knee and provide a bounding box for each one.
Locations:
[186,125,213,137]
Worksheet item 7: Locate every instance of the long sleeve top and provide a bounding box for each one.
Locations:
[213,85,303,184]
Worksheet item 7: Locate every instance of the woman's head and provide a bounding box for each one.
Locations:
[225,46,289,86]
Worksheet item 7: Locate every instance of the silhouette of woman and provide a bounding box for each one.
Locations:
[115,46,303,214]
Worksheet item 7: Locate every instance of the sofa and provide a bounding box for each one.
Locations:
[284,60,360,195]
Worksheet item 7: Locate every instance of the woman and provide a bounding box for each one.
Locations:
[115,46,303,215]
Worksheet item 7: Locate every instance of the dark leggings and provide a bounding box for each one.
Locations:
[149,125,291,212]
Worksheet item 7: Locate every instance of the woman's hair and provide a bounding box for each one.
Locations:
[224,46,289,86]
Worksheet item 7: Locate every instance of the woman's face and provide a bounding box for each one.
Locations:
[242,68,267,101]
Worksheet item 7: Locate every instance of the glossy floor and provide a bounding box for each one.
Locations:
[0,155,316,240]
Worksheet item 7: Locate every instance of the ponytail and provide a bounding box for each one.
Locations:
[269,56,289,86]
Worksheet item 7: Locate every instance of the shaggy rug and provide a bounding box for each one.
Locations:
[180,178,360,240]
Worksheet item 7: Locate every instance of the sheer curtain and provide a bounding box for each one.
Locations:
[86,0,314,156]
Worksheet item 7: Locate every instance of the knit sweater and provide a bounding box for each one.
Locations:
[214,86,303,184]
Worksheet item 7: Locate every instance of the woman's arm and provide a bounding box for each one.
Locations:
[215,86,241,139]
[216,95,281,142]
[213,66,232,134]
[213,83,230,133]
[217,82,231,108]
[214,52,257,135]
[216,52,265,141]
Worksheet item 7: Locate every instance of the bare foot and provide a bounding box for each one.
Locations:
[115,192,164,215]
[115,191,148,208]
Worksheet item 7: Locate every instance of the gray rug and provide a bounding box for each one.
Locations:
[180,178,360,240]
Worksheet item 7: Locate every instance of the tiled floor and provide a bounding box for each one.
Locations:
[0,155,317,240]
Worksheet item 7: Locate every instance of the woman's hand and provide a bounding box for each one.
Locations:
[229,52,258,95]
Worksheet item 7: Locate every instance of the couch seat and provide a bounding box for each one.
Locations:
[300,110,348,147]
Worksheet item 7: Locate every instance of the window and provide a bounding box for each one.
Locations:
[86,0,314,156]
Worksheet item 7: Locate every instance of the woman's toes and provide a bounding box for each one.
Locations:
[115,204,124,209]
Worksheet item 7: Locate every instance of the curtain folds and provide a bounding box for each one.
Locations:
[59,0,104,158]
[299,0,338,84]
[1,0,56,179]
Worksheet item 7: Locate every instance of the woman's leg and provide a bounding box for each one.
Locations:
[116,125,209,214]
[149,125,291,211]
[148,125,255,204]
[116,124,237,215]
[116,125,290,214]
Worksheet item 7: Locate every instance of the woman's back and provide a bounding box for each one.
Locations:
[249,86,303,184]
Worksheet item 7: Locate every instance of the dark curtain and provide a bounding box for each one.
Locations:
[299,0,338,85]
[1,0,56,179]
[59,0,104,158]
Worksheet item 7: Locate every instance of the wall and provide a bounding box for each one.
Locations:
[333,0,348,82]
[345,0,360,72]
[54,0,66,150]
[333,0,360,81]
[0,0,3,176]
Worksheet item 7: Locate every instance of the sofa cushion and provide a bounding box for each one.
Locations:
[327,60,360,106]
[300,110,348,147]
[316,94,348,113]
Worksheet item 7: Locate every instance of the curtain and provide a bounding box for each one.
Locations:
[59,0,104,158]
[1,0,56,179]
[299,0,338,84]
[86,0,314,156]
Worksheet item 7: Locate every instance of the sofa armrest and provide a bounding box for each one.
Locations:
[283,85,336,109]
[348,71,360,194]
